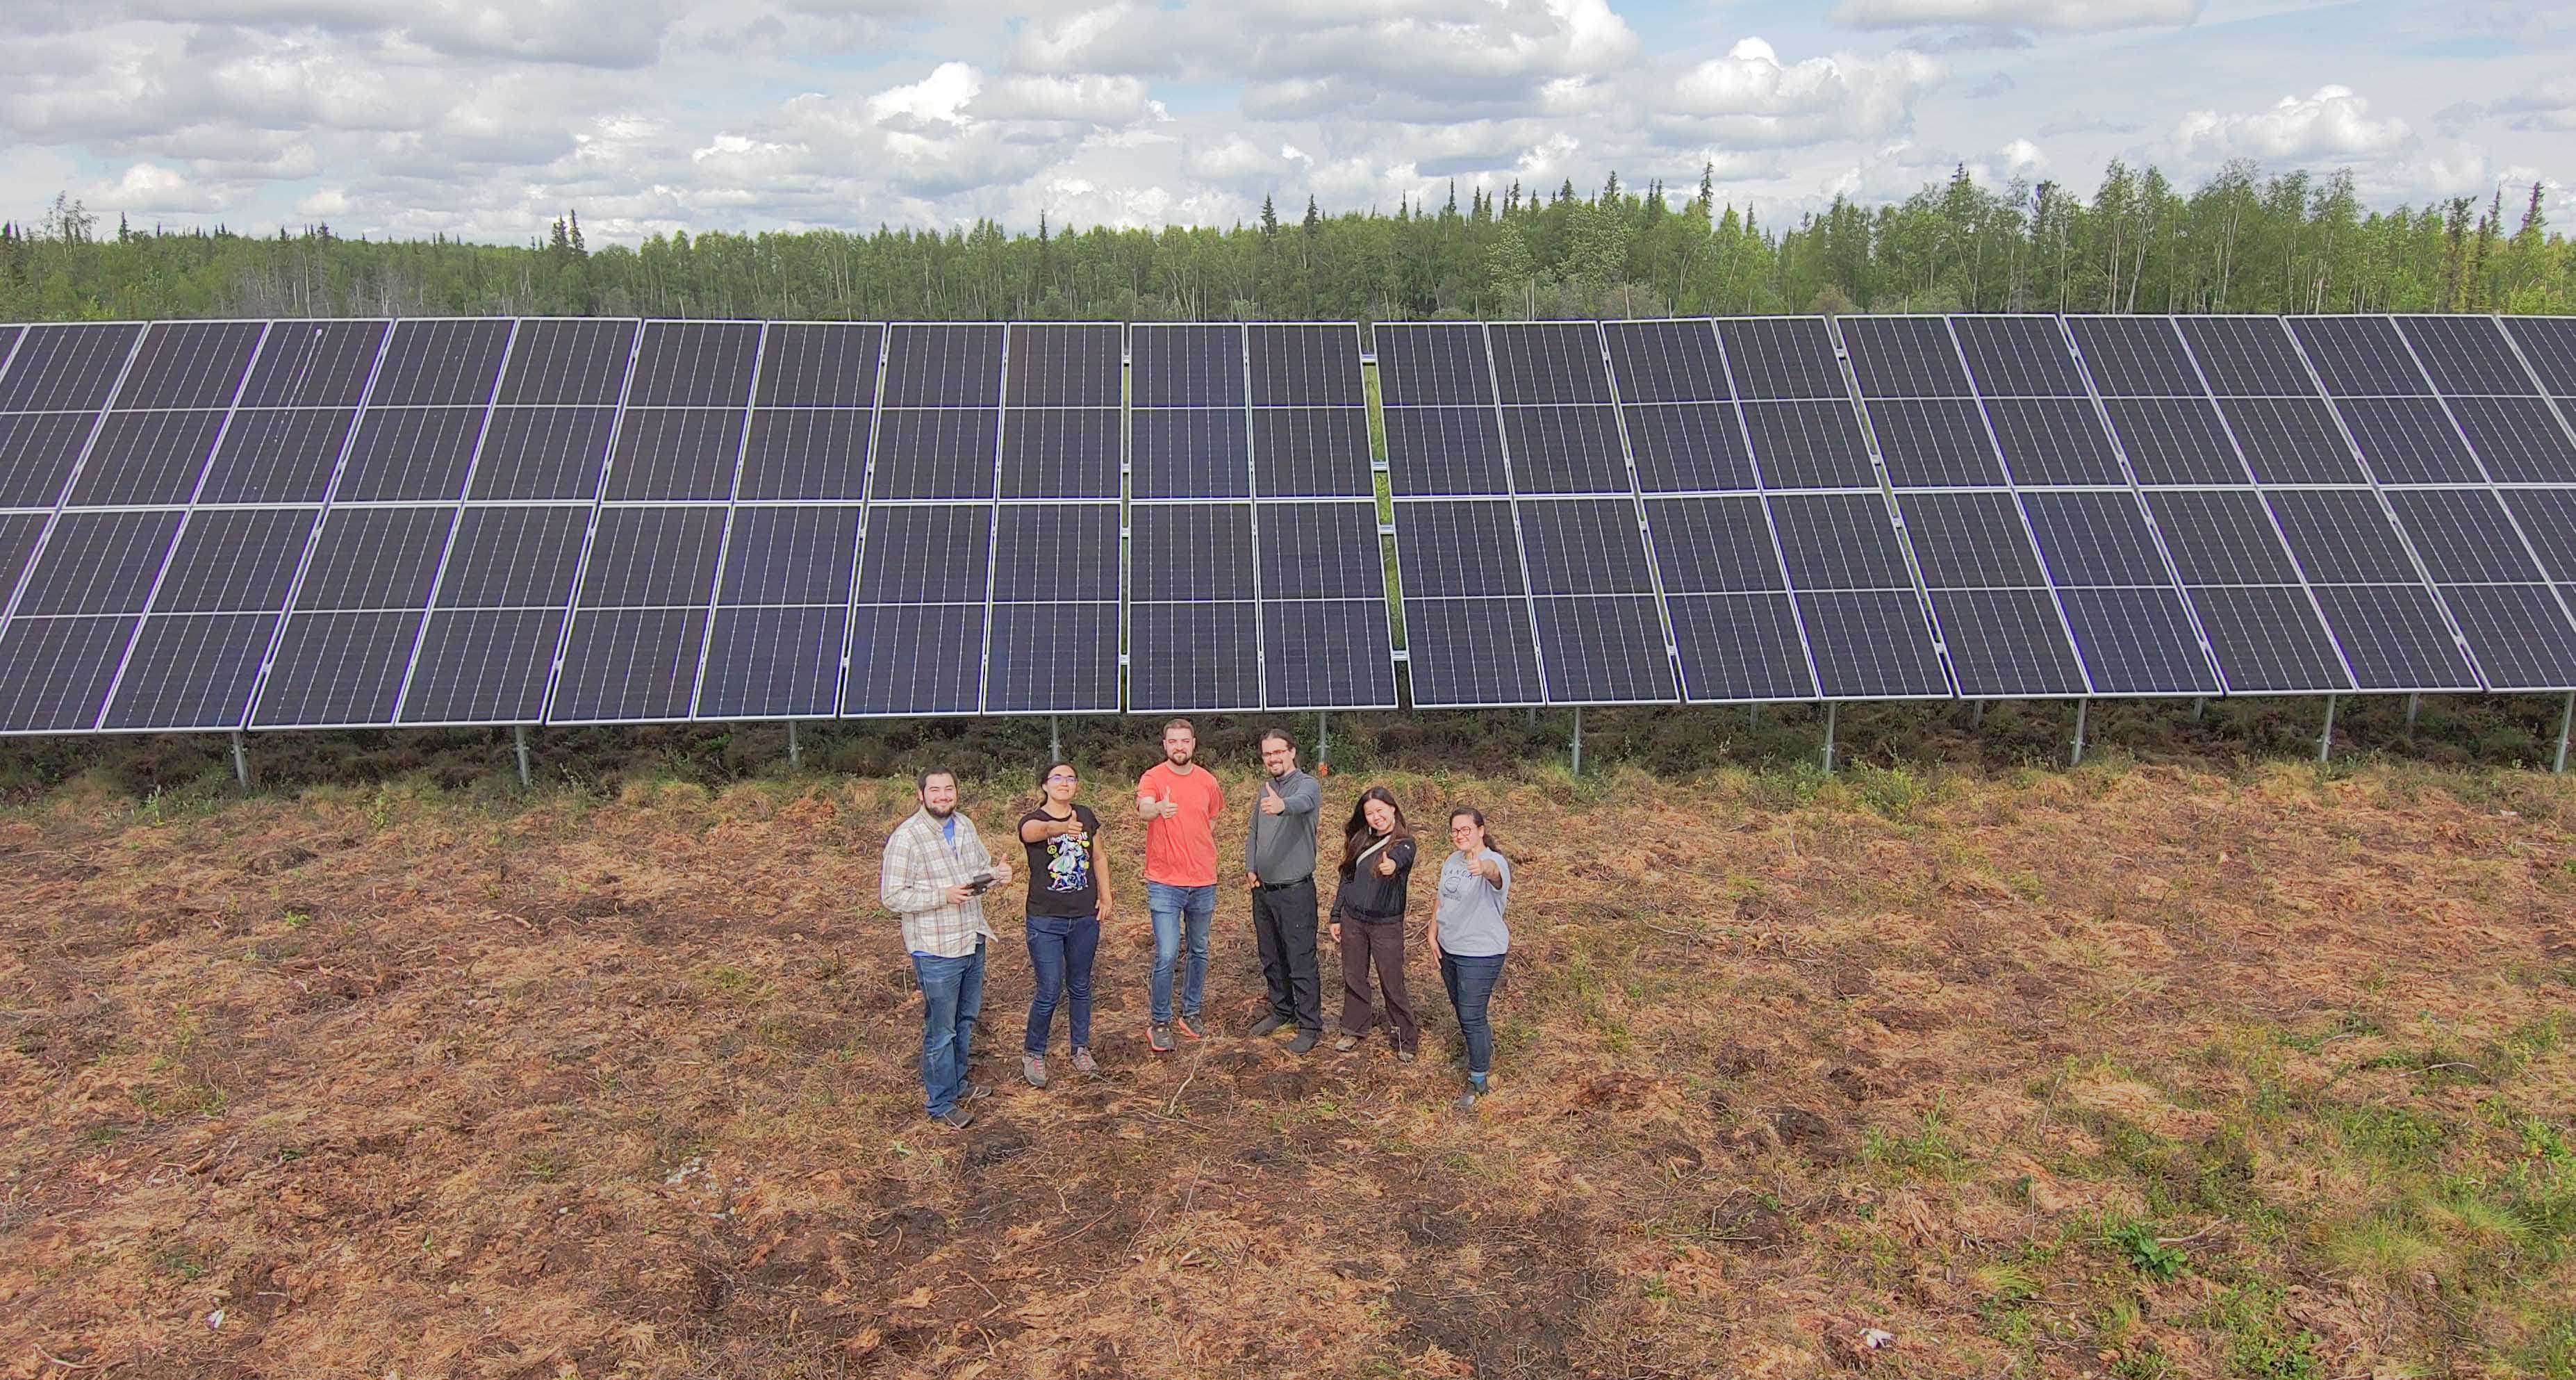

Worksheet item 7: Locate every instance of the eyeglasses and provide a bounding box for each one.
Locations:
[1046,772,1078,782]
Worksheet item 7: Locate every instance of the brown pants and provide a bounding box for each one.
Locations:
[1336,917,1417,1053]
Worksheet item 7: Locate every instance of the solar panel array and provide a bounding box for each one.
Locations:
[0,313,2571,734]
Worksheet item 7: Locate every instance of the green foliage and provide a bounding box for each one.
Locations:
[2104,1218,2190,1280]
[6,160,2568,325]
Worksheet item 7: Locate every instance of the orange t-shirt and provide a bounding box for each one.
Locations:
[1137,762,1225,886]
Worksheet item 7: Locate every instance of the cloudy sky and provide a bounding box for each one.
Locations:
[3,0,2568,245]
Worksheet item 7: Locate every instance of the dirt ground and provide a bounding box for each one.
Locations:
[5,756,2575,1378]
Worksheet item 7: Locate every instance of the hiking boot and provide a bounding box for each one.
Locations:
[1071,1046,1100,1078]
[965,1082,992,1102]
[1247,1014,1287,1037]
[1332,1034,1360,1053]
[1286,1030,1319,1055]
[1149,1023,1174,1053]
[1023,1055,1048,1089]
[1174,1014,1205,1040]
[935,1106,975,1129]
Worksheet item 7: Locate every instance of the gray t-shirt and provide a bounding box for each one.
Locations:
[1434,849,1511,957]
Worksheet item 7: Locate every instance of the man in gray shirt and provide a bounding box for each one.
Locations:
[1244,728,1323,1052]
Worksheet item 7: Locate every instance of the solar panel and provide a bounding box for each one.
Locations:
[1127,325,1254,711]
[0,321,297,733]
[1602,320,1815,703]
[1379,324,1546,707]
[2359,314,2576,690]
[986,323,1123,714]
[845,325,1000,716]
[703,322,881,720]
[101,322,397,730]
[1383,321,1656,707]
[1702,318,1948,698]
[1945,315,2220,698]
[2069,315,2352,694]
[1839,317,2090,698]
[251,318,634,728]
[2177,314,2472,691]
[549,321,747,724]
[1248,323,1396,709]
[1492,322,1678,705]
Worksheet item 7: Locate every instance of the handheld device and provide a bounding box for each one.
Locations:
[966,872,996,894]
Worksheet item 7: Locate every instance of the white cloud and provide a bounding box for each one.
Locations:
[2000,135,2045,171]
[1829,0,2199,28]
[2174,83,2411,160]
[1654,38,1946,148]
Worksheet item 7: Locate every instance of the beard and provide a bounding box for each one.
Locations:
[1166,749,1191,766]
[924,801,955,819]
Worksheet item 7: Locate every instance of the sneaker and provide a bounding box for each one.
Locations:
[935,1106,975,1128]
[1071,1046,1100,1078]
[1174,1014,1205,1040]
[1452,1090,1478,1112]
[1247,1014,1287,1037]
[1332,1035,1360,1053]
[1023,1055,1048,1089]
[965,1082,993,1102]
[1396,1051,1416,1065]
[1287,1031,1319,1055]
[1149,1024,1173,1053]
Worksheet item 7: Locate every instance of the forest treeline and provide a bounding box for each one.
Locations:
[1,159,2568,327]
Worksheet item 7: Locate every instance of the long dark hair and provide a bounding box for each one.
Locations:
[1448,806,1498,857]
[1340,787,1412,878]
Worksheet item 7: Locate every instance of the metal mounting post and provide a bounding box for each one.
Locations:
[2070,698,2088,767]
[1822,702,1838,773]
[1047,715,1059,764]
[1747,703,1758,732]
[514,725,531,787]
[1971,699,1985,730]
[2318,694,2337,764]
[787,720,802,772]
[1570,707,1583,775]
[2406,692,2420,733]
[2192,696,2205,723]
[1318,711,1329,769]
[231,732,250,790]
[2557,692,2572,775]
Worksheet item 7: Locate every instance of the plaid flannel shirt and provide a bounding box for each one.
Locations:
[879,808,1000,958]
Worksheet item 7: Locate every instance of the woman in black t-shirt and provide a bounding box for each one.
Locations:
[1330,786,1419,1060]
[1018,760,1109,1087]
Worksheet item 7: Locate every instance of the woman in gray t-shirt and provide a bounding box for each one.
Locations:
[1430,807,1510,1108]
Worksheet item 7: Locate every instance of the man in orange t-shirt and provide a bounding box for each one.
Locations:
[1136,718,1225,1053]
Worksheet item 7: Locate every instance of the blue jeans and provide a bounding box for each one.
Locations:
[1025,913,1099,1055]
[1146,880,1214,1024]
[911,940,986,1117]
[1439,949,1506,1078]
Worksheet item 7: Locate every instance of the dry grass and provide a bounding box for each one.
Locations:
[4,757,2575,1378]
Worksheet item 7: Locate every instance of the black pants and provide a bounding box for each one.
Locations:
[1250,877,1321,1034]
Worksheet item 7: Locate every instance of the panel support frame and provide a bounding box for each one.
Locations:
[2320,693,2338,764]
[231,730,250,790]
[2071,698,2088,767]
[1822,700,1838,773]
[515,725,531,787]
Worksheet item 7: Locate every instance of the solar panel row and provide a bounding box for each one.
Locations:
[1,313,2573,733]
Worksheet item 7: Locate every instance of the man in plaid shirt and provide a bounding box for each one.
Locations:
[880,768,1012,1128]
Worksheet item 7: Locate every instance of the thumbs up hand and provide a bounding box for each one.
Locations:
[1260,782,1285,816]
[1376,853,1397,877]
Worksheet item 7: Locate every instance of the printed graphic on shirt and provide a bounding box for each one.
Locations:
[1043,830,1093,895]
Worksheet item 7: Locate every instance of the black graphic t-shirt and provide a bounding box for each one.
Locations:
[1020,804,1103,919]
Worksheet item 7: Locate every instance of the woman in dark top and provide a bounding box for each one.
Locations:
[1018,761,1110,1087]
[1330,786,1419,1060]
